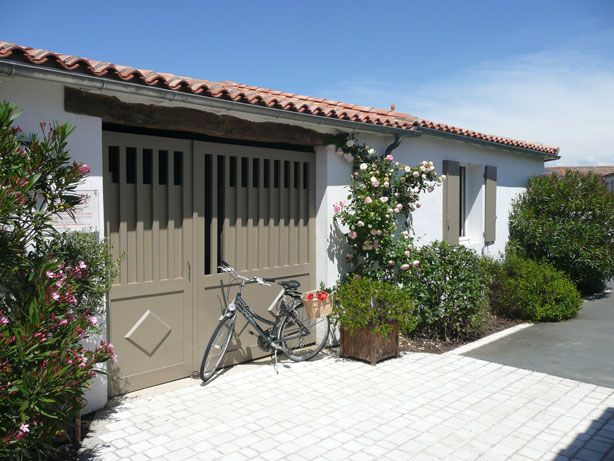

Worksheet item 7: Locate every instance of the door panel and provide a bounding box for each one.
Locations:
[193,141,316,370]
[103,132,193,396]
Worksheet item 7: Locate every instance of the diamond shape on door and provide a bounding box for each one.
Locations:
[125,309,172,357]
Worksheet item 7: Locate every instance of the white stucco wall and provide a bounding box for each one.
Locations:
[0,77,107,414]
[350,132,545,256]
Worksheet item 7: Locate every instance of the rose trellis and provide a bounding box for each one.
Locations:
[333,134,445,281]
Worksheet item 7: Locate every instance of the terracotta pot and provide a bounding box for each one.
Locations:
[339,323,399,365]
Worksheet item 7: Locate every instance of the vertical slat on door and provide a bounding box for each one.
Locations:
[224,156,234,266]
[152,150,160,282]
[288,161,297,266]
[194,151,205,277]
[308,158,316,284]
[279,161,287,267]
[136,148,144,283]
[143,149,153,282]
[126,148,137,284]
[236,157,245,270]
[246,157,255,270]
[173,152,184,278]
[183,149,192,281]
[159,151,168,281]
[119,148,128,285]
[104,145,120,284]
[298,162,305,264]
[269,160,277,268]
[167,151,175,279]
[258,158,266,269]
[209,155,218,274]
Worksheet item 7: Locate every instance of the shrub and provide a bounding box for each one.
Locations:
[402,241,489,340]
[490,253,582,322]
[509,171,614,295]
[333,277,416,336]
[0,103,116,458]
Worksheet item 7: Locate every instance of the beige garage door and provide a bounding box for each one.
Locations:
[103,132,315,395]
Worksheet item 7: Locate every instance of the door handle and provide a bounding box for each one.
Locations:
[187,261,191,282]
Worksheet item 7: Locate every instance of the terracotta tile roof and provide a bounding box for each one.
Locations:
[546,166,614,177]
[0,41,559,157]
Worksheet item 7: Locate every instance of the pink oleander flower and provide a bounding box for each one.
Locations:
[0,316,8,325]
[18,423,29,436]
[400,264,410,271]
[385,154,394,161]
[348,231,357,240]
[51,292,60,301]
[412,260,420,267]
[65,293,77,305]
[57,319,68,327]
[78,260,87,270]
[78,164,90,175]
[89,316,98,326]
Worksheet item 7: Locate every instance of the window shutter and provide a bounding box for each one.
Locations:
[484,165,497,244]
[442,160,460,244]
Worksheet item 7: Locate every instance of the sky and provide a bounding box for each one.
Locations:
[2,0,614,165]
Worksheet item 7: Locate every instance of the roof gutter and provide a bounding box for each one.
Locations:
[416,126,560,161]
[0,60,422,140]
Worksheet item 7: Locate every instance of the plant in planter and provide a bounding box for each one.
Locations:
[333,277,416,365]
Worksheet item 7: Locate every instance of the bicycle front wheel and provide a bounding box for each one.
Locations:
[199,315,235,383]
[278,307,330,362]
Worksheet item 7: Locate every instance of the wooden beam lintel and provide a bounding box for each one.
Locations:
[64,87,334,146]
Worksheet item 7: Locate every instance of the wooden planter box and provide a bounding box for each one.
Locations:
[339,324,399,365]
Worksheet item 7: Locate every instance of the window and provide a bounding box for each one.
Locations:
[459,166,467,237]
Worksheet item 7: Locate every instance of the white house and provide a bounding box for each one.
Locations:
[0,41,560,412]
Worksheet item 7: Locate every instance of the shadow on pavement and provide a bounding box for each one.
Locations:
[555,407,614,460]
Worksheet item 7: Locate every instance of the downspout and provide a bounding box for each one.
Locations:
[383,134,402,157]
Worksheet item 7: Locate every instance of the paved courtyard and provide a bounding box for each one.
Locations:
[80,352,614,460]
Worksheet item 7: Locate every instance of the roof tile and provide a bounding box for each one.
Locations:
[0,40,559,156]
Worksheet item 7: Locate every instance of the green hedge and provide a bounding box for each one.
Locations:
[402,241,489,340]
[509,171,614,295]
[490,253,582,322]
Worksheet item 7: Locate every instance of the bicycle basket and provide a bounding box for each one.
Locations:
[300,290,334,319]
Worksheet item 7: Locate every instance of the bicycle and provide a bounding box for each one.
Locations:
[199,260,330,383]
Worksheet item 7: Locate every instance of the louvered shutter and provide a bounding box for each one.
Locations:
[442,160,460,244]
[484,165,497,244]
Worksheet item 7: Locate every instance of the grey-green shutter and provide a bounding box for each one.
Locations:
[442,160,460,244]
[484,165,497,244]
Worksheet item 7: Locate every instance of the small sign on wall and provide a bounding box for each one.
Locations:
[51,189,100,232]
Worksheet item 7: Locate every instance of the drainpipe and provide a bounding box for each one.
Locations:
[383,134,402,157]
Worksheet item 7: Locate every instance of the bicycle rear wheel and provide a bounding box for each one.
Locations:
[278,306,330,361]
[199,315,235,383]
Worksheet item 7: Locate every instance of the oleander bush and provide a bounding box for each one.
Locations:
[490,253,582,322]
[402,241,489,340]
[509,171,614,295]
[333,277,416,336]
[0,102,116,459]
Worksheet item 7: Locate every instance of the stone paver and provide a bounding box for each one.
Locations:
[80,353,614,460]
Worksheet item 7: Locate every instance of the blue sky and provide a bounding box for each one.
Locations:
[2,1,613,165]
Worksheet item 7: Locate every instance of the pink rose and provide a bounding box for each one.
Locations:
[400,264,410,271]
[78,164,90,175]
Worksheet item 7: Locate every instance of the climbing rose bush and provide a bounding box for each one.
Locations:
[333,134,444,281]
[0,102,116,458]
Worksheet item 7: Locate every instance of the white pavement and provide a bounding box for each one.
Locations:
[80,352,614,461]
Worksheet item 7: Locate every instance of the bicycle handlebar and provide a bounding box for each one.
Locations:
[218,262,271,287]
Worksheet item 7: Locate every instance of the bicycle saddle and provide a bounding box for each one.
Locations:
[278,280,300,290]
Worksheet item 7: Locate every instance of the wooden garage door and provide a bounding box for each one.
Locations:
[103,132,315,395]
[193,142,316,370]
